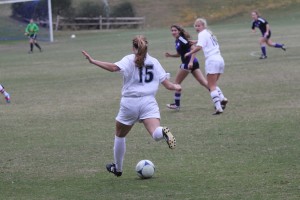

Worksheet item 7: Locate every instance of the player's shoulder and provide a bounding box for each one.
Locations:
[258,17,267,23]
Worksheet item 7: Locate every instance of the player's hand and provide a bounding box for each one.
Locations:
[81,50,93,63]
[174,84,181,92]
[188,62,193,70]
[24,32,28,36]
[189,40,197,45]
[165,52,171,57]
[184,52,190,58]
[264,32,269,38]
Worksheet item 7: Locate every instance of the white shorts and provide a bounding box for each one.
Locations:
[116,96,160,125]
[205,54,225,75]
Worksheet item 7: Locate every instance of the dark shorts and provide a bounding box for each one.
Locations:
[29,34,37,40]
[180,62,200,73]
[262,31,271,39]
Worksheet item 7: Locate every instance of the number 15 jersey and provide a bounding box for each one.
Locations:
[115,53,167,97]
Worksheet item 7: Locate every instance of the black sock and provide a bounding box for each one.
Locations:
[30,43,33,51]
[35,43,41,50]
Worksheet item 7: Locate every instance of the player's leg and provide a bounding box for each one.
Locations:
[207,73,223,114]
[29,38,34,53]
[32,34,42,52]
[191,68,209,90]
[142,96,176,149]
[259,37,267,59]
[143,118,176,149]
[0,84,10,103]
[34,39,42,52]
[205,56,225,114]
[106,121,133,177]
[266,38,285,51]
[166,69,188,110]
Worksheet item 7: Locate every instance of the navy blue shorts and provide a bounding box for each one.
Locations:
[262,31,271,39]
[29,34,37,40]
[180,62,200,73]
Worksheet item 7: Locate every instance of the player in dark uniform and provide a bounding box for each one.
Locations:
[251,11,285,59]
[165,24,209,110]
[24,19,42,54]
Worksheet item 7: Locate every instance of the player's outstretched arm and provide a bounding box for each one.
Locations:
[161,79,181,92]
[81,50,120,72]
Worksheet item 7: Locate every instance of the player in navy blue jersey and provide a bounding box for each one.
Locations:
[165,24,209,110]
[251,11,286,59]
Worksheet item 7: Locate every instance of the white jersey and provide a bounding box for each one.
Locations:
[114,53,168,97]
[196,29,221,59]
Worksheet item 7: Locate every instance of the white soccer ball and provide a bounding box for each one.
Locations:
[71,34,76,39]
[135,160,155,179]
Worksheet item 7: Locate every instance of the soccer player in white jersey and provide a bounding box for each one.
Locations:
[82,35,181,177]
[185,18,227,115]
[0,84,10,103]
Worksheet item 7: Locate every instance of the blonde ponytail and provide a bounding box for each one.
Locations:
[133,35,148,68]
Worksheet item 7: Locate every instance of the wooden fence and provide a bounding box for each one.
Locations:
[54,15,145,30]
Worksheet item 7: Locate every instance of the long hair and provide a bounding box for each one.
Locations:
[171,24,191,40]
[133,35,148,68]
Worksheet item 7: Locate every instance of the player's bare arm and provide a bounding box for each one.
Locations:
[82,50,120,72]
[161,79,181,92]
[165,52,180,58]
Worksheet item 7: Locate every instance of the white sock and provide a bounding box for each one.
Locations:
[216,86,225,100]
[114,136,126,172]
[152,126,163,141]
[210,90,222,110]
[0,84,9,98]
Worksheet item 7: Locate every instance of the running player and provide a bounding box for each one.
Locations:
[251,10,286,59]
[185,18,228,115]
[82,35,181,177]
[0,84,10,103]
[24,19,42,54]
[165,24,209,111]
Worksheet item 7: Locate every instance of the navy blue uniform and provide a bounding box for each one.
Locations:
[252,17,271,39]
[175,36,199,72]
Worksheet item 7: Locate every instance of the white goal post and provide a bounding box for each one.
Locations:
[0,0,53,42]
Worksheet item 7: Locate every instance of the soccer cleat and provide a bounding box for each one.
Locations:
[259,55,267,59]
[221,98,228,110]
[281,45,286,51]
[5,95,10,103]
[162,127,176,149]
[28,50,33,54]
[106,163,122,177]
[166,103,180,111]
[213,108,223,115]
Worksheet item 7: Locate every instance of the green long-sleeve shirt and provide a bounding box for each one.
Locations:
[25,22,39,35]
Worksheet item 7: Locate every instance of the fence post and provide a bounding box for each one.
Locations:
[55,15,60,31]
[99,15,102,30]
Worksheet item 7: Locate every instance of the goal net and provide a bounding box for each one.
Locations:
[0,0,53,42]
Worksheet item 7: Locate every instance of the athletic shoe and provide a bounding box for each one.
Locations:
[5,95,10,103]
[281,45,286,51]
[259,55,267,59]
[213,108,223,115]
[28,50,33,54]
[162,127,176,149]
[106,163,122,177]
[166,103,180,111]
[221,98,228,110]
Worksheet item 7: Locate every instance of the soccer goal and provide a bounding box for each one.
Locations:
[0,0,53,42]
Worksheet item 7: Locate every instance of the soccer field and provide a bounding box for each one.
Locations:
[1,13,300,200]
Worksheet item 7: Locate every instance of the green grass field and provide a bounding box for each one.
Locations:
[1,8,300,200]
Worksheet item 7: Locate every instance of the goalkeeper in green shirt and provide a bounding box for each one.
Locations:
[25,19,42,53]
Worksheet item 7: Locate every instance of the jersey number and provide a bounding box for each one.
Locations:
[139,65,154,83]
[210,35,218,46]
